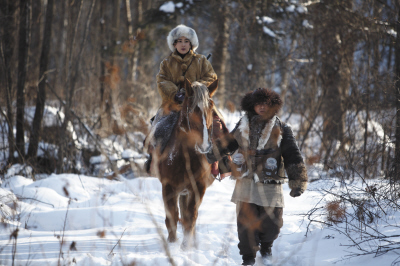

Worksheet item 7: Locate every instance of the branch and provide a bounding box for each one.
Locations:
[108,228,126,256]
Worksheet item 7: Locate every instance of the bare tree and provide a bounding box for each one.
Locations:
[310,0,356,168]
[211,0,230,109]
[0,1,17,163]
[56,0,96,172]
[395,3,400,181]
[27,0,54,159]
[16,0,30,159]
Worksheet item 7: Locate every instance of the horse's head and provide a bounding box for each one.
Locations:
[180,79,218,154]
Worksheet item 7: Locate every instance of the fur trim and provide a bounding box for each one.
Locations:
[178,76,185,83]
[241,88,283,116]
[238,115,249,148]
[181,64,187,71]
[167,24,199,52]
[277,133,282,148]
[238,116,281,149]
[286,163,308,183]
[257,116,277,149]
[288,180,308,191]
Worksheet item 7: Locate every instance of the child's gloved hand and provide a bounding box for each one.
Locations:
[290,187,304,197]
[174,92,185,103]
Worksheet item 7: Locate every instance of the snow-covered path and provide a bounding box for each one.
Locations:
[0,174,398,265]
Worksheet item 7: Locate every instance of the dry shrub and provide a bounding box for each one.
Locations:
[225,100,236,113]
[306,154,321,165]
[326,200,346,224]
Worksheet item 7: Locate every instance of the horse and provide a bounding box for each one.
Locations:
[150,79,219,248]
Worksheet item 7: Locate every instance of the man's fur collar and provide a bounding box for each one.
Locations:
[238,115,281,149]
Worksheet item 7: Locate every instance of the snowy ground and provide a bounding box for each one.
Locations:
[0,172,399,266]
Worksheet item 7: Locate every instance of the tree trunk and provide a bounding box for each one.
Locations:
[212,1,229,109]
[26,0,42,104]
[52,0,67,95]
[111,0,121,63]
[16,0,30,159]
[313,1,354,168]
[57,0,96,172]
[0,1,17,163]
[99,0,107,105]
[394,6,400,181]
[27,0,54,159]
[131,0,142,83]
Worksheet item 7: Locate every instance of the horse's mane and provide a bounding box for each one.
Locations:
[190,82,210,112]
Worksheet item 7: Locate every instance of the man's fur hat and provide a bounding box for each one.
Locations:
[167,24,199,52]
[241,88,283,117]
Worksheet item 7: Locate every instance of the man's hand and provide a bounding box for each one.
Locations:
[290,187,304,197]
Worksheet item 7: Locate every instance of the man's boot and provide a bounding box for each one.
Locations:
[260,241,273,265]
[241,254,256,266]
[260,241,272,257]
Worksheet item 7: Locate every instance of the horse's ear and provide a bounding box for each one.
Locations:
[207,79,218,97]
[184,78,193,97]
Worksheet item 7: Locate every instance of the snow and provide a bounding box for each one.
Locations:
[263,26,277,38]
[0,111,398,265]
[247,64,253,71]
[302,19,313,29]
[286,5,296,12]
[160,1,175,13]
[1,174,399,265]
[262,16,274,24]
[296,6,308,14]
[121,149,141,160]
[25,106,64,127]
[387,29,397,38]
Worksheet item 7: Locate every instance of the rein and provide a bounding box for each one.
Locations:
[180,100,213,154]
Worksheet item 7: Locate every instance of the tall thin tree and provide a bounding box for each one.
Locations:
[0,1,17,163]
[212,0,229,109]
[394,4,400,181]
[16,0,30,159]
[27,0,54,159]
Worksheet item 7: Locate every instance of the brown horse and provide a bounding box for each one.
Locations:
[151,79,219,248]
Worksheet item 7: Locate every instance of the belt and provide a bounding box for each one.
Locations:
[258,179,284,184]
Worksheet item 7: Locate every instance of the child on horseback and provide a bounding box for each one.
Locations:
[145,24,228,175]
[156,24,217,111]
[210,88,308,265]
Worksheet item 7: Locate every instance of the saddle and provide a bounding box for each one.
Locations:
[153,111,180,155]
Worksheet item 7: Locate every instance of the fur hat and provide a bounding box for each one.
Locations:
[167,24,199,52]
[241,88,283,116]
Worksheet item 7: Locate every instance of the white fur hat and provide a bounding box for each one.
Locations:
[167,24,199,52]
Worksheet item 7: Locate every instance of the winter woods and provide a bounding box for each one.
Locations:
[0,0,400,264]
[0,0,397,178]
[0,0,397,177]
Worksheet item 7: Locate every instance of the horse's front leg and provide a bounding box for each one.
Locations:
[162,184,179,242]
[181,181,206,249]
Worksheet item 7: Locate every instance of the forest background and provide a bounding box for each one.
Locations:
[0,0,400,182]
[2,0,400,264]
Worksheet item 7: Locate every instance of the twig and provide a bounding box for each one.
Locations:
[108,228,126,256]
[58,199,71,266]
[15,195,54,208]
[144,203,176,266]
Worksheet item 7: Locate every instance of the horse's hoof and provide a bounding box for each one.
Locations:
[180,240,189,250]
[167,235,177,243]
[180,236,195,250]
